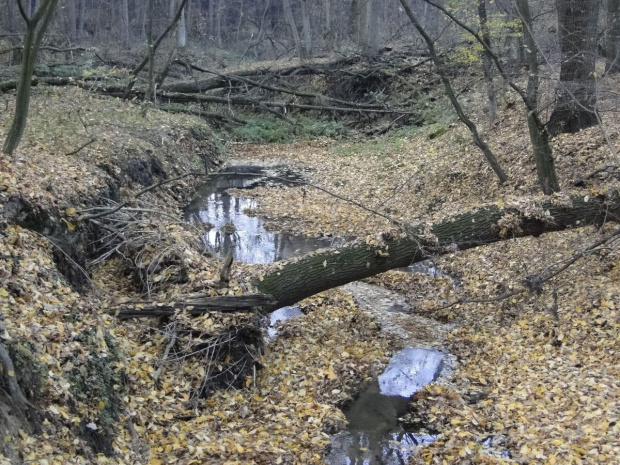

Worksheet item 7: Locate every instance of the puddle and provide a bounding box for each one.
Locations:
[327,348,445,464]
[186,166,325,339]
[186,166,333,264]
[267,306,303,338]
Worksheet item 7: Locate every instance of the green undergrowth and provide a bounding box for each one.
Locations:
[229,115,349,143]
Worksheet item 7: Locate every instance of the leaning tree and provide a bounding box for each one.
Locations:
[3,0,59,156]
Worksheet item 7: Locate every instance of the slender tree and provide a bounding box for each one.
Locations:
[300,0,312,57]
[3,0,59,156]
[478,0,497,124]
[516,0,560,193]
[283,0,305,59]
[397,0,508,183]
[419,0,560,193]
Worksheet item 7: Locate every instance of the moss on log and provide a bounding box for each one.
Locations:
[256,194,620,310]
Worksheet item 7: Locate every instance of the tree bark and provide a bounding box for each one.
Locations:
[207,0,213,38]
[606,0,620,72]
[398,0,508,184]
[178,5,187,48]
[282,0,305,59]
[548,0,599,135]
[77,0,85,38]
[516,0,561,194]
[349,0,362,43]
[3,0,59,155]
[145,0,155,101]
[300,0,312,58]
[67,0,77,41]
[215,0,223,48]
[323,0,333,49]
[256,194,620,310]
[121,0,130,46]
[478,0,498,124]
[363,0,380,55]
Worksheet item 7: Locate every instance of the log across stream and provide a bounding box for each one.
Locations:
[186,166,509,463]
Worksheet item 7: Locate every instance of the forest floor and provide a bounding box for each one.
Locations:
[0,65,619,465]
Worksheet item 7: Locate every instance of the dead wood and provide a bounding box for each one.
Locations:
[117,294,277,319]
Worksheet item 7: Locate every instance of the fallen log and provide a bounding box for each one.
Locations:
[117,293,276,319]
[0,76,75,92]
[164,63,391,110]
[164,55,363,93]
[255,193,620,310]
[155,92,413,114]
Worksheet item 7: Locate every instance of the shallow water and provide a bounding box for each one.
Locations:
[327,348,445,465]
[267,306,304,338]
[187,167,455,463]
[186,166,333,264]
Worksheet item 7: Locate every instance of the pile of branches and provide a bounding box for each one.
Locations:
[83,198,211,296]
[153,320,264,403]
[147,48,430,124]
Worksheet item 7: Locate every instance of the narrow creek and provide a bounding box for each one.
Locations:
[187,166,453,464]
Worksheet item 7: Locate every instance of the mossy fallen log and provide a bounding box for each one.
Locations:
[255,194,620,310]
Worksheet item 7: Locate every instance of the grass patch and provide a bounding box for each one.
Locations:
[230,115,349,143]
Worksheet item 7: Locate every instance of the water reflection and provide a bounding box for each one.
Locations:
[327,349,444,465]
[267,306,303,338]
[186,169,333,264]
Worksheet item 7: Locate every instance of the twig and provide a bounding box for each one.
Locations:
[152,322,178,387]
[79,171,204,221]
[574,165,619,186]
[432,227,620,312]
[65,137,96,156]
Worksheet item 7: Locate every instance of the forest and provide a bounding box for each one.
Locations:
[0,0,619,463]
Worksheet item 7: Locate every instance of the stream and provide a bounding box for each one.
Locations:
[187,166,456,464]
[186,165,334,264]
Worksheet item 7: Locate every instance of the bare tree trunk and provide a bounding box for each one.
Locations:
[516,0,561,194]
[323,0,333,49]
[178,6,187,48]
[606,0,620,72]
[215,0,223,48]
[67,0,77,41]
[398,0,508,183]
[357,0,368,51]
[146,0,155,101]
[419,0,560,193]
[548,0,599,135]
[77,0,85,38]
[4,0,15,33]
[478,0,498,124]
[121,0,130,46]
[364,0,380,55]
[349,0,362,44]
[300,0,312,58]
[282,0,305,59]
[208,0,215,40]
[3,0,60,155]
[125,0,190,96]
[243,0,271,58]
[236,0,244,40]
